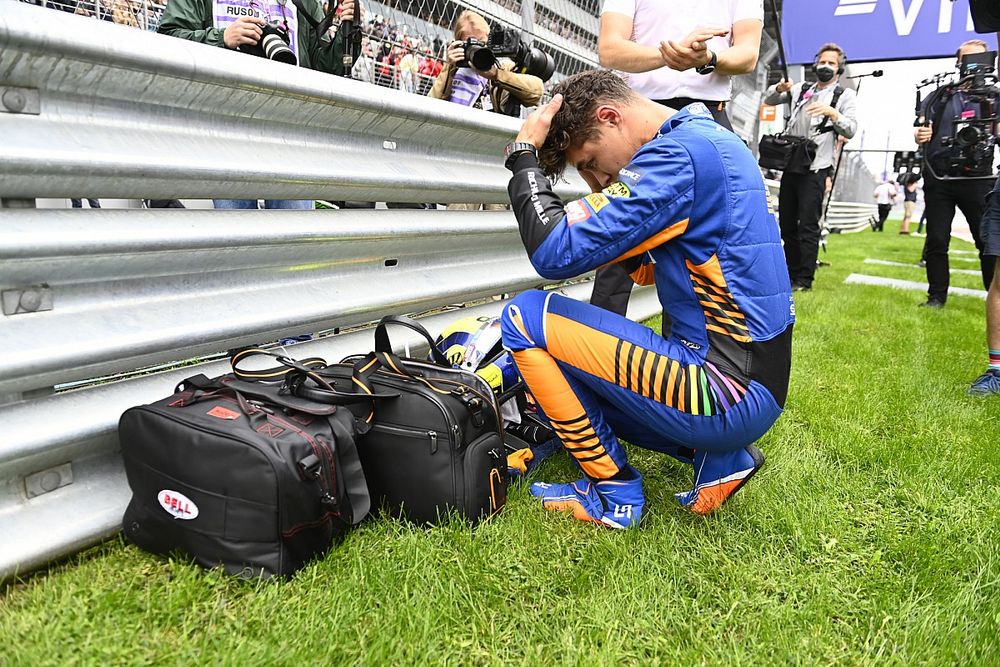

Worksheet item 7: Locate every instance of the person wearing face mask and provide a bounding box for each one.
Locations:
[913,39,998,310]
[763,43,857,292]
[498,70,793,526]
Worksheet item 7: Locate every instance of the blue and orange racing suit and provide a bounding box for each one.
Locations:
[499,104,795,480]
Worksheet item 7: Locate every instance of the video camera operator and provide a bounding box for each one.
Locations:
[427,10,545,117]
[763,42,857,292]
[913,39,998,309]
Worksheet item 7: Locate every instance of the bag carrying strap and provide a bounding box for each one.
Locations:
[792,83,843,136]
[231,348,327,383]
[374,315,451,367]
[326,411,370,525]
[230,348,397,409]
[350,350,453,432]
[288,0,339,37]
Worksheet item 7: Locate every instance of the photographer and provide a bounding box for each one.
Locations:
[763,43,857,292]
[427,10,543,117]
[158,0,362,210]
[914,39,998,309]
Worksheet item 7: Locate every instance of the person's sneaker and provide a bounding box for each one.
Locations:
[918,258,927,267]
[919,299,945,309]
[967,368,1000,397]
[791,283,811,292]
[530,467,645,529]
[675,445,765,516]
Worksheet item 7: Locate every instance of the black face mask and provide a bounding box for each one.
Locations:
[815,65,836,83]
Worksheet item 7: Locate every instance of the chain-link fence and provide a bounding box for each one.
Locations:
[17,0,597,98]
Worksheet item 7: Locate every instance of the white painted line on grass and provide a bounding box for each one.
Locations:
[950,256,979,264]
[844,274,987,299]
[863,258,981,276]
[950,249,978,255]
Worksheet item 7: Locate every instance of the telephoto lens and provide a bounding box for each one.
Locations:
[260,23,296,65]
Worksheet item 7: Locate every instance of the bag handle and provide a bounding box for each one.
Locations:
[350,350,453,432]
[230,348,398,408]
[230,348,327,382]
[374,315,451,367]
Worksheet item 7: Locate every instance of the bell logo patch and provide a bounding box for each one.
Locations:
[157,489,199,520]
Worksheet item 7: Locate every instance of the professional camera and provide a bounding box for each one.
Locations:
[239,21,297,65]
[459,24,555,82]
[915,50,999,179]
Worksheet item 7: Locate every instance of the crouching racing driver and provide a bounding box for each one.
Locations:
[499,70,794,527]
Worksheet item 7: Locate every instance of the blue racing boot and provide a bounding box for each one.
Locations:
[675,445,765,516]
[967,368,1000,397]
[529,467,645,529]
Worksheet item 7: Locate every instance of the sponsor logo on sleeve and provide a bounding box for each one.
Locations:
[526,171,551,225]
[565,200,590,225]
[618,166,643,185]
[584,193,610,213]
[687,102,710,116]
[602,182,631,199]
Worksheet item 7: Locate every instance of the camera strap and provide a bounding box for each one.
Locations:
[287,0,338,37]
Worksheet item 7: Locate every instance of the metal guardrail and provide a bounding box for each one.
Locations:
[0,2,659,581]
[764,180,878,235]
[826,202,878,234]
[0,2,585,203]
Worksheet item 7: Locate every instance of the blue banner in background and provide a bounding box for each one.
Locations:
[783,0,998,64]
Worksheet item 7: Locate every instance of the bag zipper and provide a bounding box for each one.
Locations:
[265,411,338,508]
[371,421,441,454]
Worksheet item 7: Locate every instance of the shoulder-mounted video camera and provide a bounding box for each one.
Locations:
[459,24,555,82]
[915,50,999,180]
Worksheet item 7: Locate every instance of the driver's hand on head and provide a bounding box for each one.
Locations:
[223,16,265,49]
[515,94,563,149]
[446,41,465,66]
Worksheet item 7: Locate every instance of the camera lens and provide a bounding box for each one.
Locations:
[261,27,297,65]
[469,45,497,71]
[521,47,555,82]
[956,125,981,147]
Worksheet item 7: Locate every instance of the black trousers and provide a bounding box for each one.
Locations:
[778,168,831,288]
[589,97,730,329]
[923,176,996,302]
[876,203,892,231]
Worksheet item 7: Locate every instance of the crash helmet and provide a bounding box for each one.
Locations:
[433,315,523,401]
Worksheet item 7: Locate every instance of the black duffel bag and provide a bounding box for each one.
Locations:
[758,133,817,173]
[273,316,508,525]
[119,366,374,579]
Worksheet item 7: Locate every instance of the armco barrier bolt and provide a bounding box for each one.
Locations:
[2,89,26,113]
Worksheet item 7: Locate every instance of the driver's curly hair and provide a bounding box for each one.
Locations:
[538,70,638,180]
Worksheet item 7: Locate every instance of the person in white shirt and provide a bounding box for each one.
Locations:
[598,0,763,131]
[873,179,898,232]
[590,0,763,323]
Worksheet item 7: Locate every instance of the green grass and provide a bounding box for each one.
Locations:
[3,218,999,665]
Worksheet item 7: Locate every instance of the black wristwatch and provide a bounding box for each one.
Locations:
[504,141,537,170]
[695,50,717,76]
